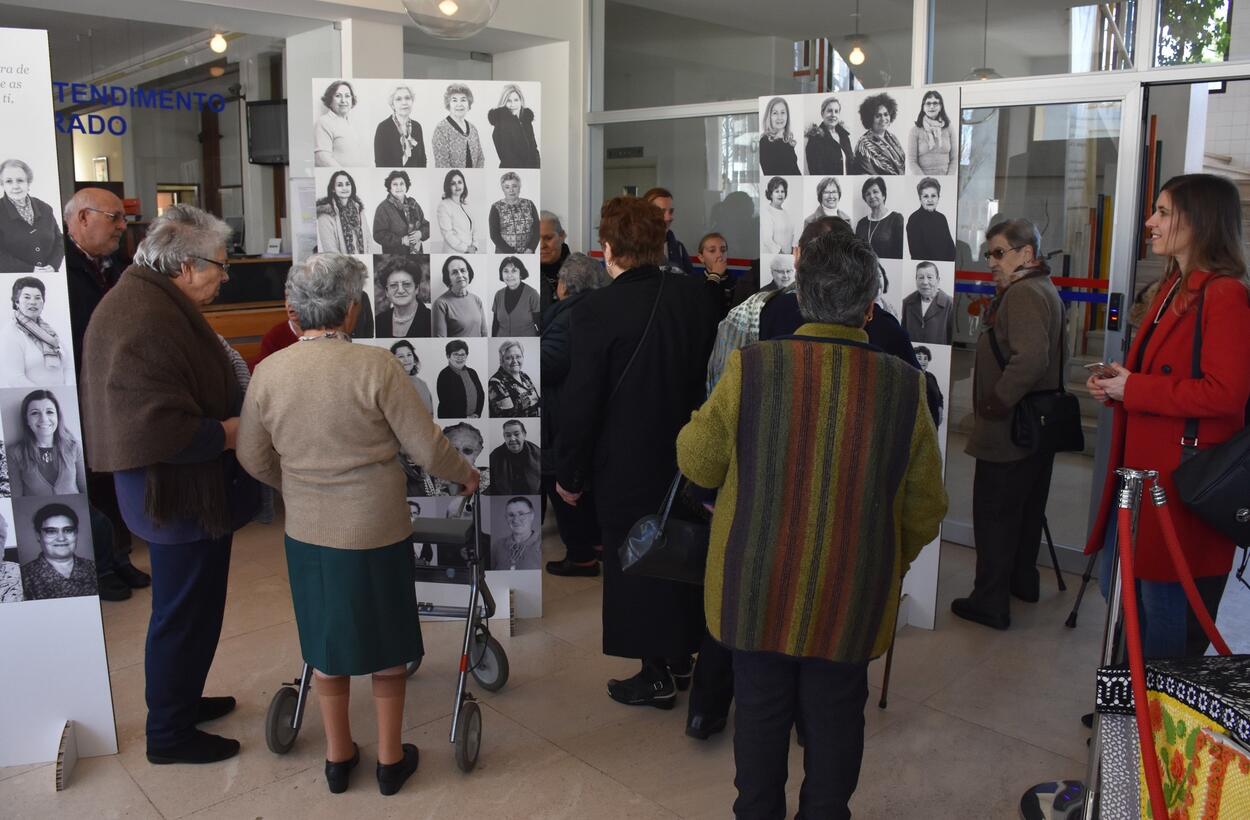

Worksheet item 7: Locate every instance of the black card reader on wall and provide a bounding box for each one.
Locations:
[1107,292,1124,331]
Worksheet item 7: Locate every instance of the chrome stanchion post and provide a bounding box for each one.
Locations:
[1079,468,1155,820]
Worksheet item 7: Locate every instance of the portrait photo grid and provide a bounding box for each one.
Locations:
[0,38,95,604]
[311,78,543,613]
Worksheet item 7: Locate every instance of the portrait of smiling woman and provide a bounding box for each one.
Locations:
[0,275,69,386]
[5,387,86,497]
[0,158,64,273]
[373,84,427,168]
[314,80,370,167]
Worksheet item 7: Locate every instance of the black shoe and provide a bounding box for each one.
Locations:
[1010,572,1040,603]
[97,572,132,602]
[685,714,727,740]
[147,730,240,764]
[195,696,236,724]
[1081,712,1094,729]
[377,743,419,796]
[668,656,694,692]
[326,743,360,794]
[607,670,676,709]
[115,563,152,589]
[545,558,600,578]
[950,597,1010,630]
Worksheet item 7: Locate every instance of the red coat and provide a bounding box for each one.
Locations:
[1084,270,1250,581]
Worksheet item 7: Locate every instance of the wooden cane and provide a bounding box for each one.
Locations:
[878,596,903,709]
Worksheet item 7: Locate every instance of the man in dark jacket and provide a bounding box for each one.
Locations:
[488,420,541,495]
[538,211,571,311]
[643,187,695,276]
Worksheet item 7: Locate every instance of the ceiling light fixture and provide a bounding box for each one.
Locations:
[403,0,498,40]
[844,0,867,68]
[209,33,228,54]
[963,0,1002,81]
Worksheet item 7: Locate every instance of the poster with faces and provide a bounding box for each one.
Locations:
[314,78,542,617]
[759,84,961,632]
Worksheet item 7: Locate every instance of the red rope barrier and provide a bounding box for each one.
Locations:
[1152,488,1233,656]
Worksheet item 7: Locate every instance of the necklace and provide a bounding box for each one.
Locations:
[38,446,54,464]
[297,330,344,342]
[866,216,885,245]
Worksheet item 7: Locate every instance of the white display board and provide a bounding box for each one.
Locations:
[0,28,117,765]
[758,85,962,630]
[311,78,543,617]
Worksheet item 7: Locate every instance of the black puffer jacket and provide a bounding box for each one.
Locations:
[487,107,540,168]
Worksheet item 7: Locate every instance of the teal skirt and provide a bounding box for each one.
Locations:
[284,535,424,676]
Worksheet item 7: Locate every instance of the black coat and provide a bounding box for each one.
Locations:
[64,238,128,377]
[373,117,427,167]
[0,196,64,272]
[436,364,484,418]
[539,243,570,314]
[375,302,431,338]
[487,107,540,168]
[539,290,589,474]
[758,136,801,175]
[906,207,956,262]
[804,123,855,175]
[556,266,718,659]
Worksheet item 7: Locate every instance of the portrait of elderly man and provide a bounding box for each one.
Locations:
[20,502,96,600]
[538,210,571,309]
[761,255,796,292]
[490,496,540,571]
[80,204,260,766]
[677,231,947,819]
[488,419,540,495]
[901,261,956,345]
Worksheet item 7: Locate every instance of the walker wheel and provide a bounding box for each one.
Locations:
[265,686,300,754]
[453,699,482,772]
[470,631,509,692]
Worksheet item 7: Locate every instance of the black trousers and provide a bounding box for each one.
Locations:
[970,450,1057,617]
[145,534,233,747]
[733,650,869,820]
[689,630,735,719]
[541,475,601,563]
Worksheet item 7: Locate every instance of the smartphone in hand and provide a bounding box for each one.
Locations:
[1083,362,1116,379]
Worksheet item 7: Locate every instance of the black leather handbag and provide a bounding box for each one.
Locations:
[1171,287,1250,544]
[987,328,1085,453]
[619,472,709,586]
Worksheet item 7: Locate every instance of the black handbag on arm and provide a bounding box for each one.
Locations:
[1170,286,1250,544]
[987,327,1085,453]
[619,472,710,585]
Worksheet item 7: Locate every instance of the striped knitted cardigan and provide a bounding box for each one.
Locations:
[677,323,947,663]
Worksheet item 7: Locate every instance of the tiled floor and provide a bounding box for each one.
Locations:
[2,514,1244,818]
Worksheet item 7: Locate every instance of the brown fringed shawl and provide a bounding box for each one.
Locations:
[80,265,240,536]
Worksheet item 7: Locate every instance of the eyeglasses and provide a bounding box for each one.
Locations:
[85,207,127,224]
[40,526,77,537]
[386,281,414,292]
[191,255,231,275]
[984,245,1026,261]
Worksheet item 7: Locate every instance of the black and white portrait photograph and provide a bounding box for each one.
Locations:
[490,256,541,336]
[13,494,95,601]
[372,255,431,338]
[853,176,904,260]
[314,169,378,255]
[313,79,372,167]
[488,169,540,254]
[398,418,488,499]
[434,169,489,253]
[906,89,958,176]
[0,439,9,497]
[803,94,856,176]
[760,176,802,255]
[1,385,86,498]
[435,338,488,420]
[854,92,907,176]
[904,176,957,262]
[374,84,427,168]
[875,259,905,320]
[488,494,541,571]
[0,158,65,274]
[430,82,487,169]
[0,273,74,387]
[761,253,797,292]
[900,260,957,346]
[361,338,436,414]
[486,418,541,496]
[408,496,442,567]
[0,501,19,603]
[758,95,803,176]
[802,176,851,226]
[430,254,491,337]
[913,343,951,464]
[487,83,541,169]
[371,169,431,255]
[487,338,541,418]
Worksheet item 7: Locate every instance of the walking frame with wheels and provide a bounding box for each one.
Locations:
[264,490,510,773]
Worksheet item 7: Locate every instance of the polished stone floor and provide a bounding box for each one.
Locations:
[2,513,1245,818]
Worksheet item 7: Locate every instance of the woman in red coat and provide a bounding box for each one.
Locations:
[1086,173,1250,658]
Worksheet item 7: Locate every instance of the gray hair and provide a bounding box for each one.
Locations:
[388,85,415,107]
[557,252,607,296]
[796,232,880,326]
[133,204,232,277]
[497,339,524,366]
[500,171,521,186]
[539,210,566,237]
[285,253,367,330]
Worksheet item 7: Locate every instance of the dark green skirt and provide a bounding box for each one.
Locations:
[284,535,424,676]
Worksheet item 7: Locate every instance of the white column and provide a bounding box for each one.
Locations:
[236,46,275,253]
[285,24,342,182]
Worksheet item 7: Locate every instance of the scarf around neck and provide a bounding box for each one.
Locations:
[13,309,63,369]
[392,115,415,165]
[922,116,945,151]
[336,198,364,253]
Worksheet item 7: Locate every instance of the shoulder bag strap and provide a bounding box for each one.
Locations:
[657,471,683,525]
[1182,287,1205,459]
[986,326,1008,370]
[607,270,666,403]
[985,290,1068,393]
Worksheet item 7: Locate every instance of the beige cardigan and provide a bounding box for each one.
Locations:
[237,338,475,549]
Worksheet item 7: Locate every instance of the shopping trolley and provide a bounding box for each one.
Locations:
[264,491,510,772]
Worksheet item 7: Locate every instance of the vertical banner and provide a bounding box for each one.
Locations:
[0,28,117,765]
[759,85,961,629]
[311,78,543,617]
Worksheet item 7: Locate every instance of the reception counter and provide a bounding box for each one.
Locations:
[202,255,290,364]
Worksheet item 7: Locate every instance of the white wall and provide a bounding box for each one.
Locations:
[403,51,492,81]
[1204,8,1250,167]
[71,107,127,182]
[285,24,343,182]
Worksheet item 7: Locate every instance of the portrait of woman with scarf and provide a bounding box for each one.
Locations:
[315,170,375,255]
[0,275,68,386]
[373,85,427,168]
[906,90,957,176]
[0,158,64,273]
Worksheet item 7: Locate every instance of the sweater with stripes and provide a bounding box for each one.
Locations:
[677,323,947,663]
